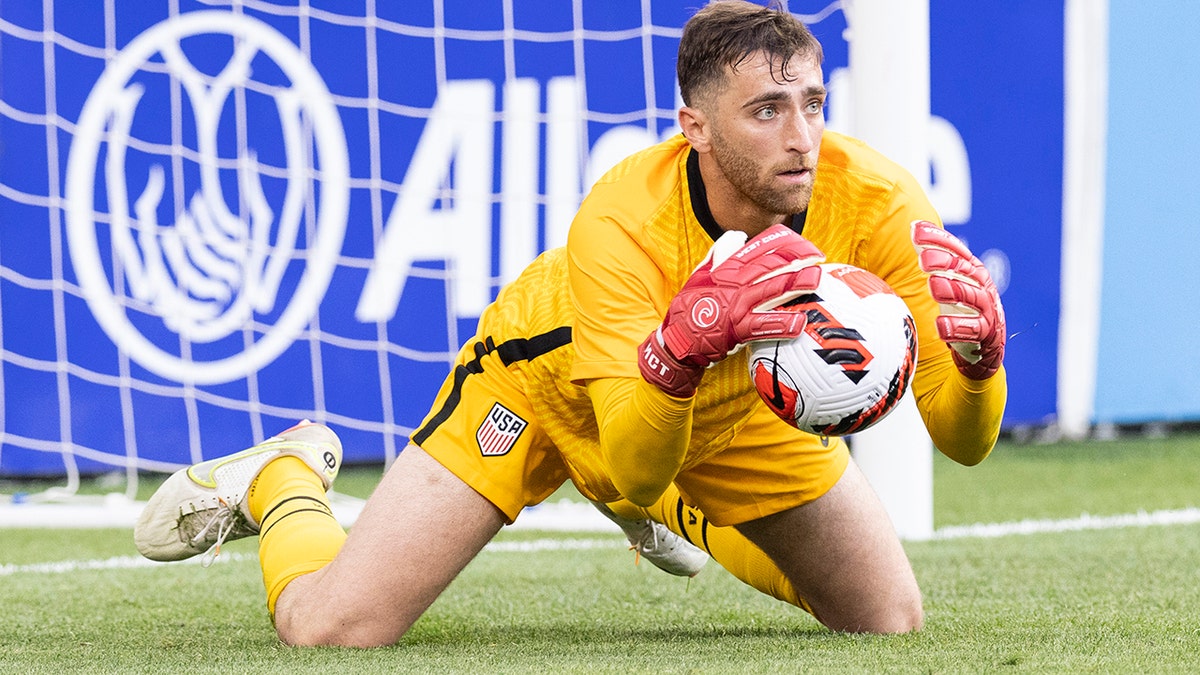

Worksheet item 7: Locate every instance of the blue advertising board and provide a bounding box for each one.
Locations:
[0,0,1063,476]
[929,0,1064,425]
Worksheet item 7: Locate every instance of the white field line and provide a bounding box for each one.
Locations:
[0,495,623,531]
[6,494,1200,537]
[928,506,1200,540]
[3,503,1200,577]
[0,539,629,577]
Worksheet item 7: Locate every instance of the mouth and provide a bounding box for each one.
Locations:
[776,166,814,184]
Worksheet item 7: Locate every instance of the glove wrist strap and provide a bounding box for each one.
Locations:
[638,330,703,398]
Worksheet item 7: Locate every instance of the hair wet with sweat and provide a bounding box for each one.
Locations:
[676,0,824,107]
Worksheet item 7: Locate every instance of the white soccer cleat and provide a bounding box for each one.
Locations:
[134,421,342,563]
[592,501,708,577]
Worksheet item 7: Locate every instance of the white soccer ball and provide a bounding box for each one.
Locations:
[748,263,917,436]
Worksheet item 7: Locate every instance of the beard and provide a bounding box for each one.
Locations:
[709,129,815,216]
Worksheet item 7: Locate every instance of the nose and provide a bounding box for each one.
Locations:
[784,113,820,154]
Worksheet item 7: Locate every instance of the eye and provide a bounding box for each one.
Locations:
[755,106,777,120]
[805,99,826,115]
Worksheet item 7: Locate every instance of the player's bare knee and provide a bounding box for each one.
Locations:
[821,608,923,635]
[274,603,411,648]
[857,596,924,634]
[276,619,407,648]
[874,595,924,634]
[866,582,924,634]
[810,584,923,635]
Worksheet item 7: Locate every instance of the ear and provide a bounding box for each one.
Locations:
[678,105,711,153]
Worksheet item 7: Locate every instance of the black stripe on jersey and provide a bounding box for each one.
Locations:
[685,148,807,238]
[494,326,573,367]
[411,326,572,445]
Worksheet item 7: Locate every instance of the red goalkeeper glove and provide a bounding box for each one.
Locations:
[639,224,824,398]
[911,220,1006,380]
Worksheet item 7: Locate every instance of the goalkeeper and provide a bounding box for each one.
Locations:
[135,0,1007,646]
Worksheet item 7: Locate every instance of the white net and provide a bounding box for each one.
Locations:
[0,0,847,503]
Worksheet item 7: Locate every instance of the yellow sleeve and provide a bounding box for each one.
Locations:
[567,218,666,384]
[912,359,1007,465]
[848,160,1007,466]
[586,377,693,506]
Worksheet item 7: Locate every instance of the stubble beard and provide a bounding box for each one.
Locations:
[709,130,815,218]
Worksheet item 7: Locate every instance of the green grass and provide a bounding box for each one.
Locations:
[933,431,1200,524]
[3,432,1200,673]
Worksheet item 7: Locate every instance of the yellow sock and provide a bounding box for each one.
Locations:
[248,456,347,615]
[608,487,813,615]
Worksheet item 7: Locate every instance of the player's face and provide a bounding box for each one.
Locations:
[705,51,826,219]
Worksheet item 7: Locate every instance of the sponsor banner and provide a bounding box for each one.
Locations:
[928,0,1065,425]
[0,1,1062,475]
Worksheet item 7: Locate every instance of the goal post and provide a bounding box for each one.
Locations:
[838,0,935,541]
[1058,0,1109,441]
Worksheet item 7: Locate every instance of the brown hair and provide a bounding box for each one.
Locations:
[677,0,824,106]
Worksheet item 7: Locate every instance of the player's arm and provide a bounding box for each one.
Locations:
[587,376,692,506]
[859,190,1005,466]
[568,215,696,505]
[908,221,1007,464]
[572,224,822,506]
[613,225,822,504]
[637,225,824,398]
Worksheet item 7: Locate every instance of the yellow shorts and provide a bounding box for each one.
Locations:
[412,334,572,523]
[672,403,849,526]
[413,334,849,527]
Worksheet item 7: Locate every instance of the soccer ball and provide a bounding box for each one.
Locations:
[748,263,917,436]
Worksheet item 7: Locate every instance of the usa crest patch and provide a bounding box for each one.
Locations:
[476,402,527,457]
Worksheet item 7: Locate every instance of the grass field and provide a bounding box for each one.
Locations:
[4,431,1200,673]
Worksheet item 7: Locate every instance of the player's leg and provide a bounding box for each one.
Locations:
[734,460,922,633]
[271,332,573,646]
[136,331,569,646]
[673,405,921,633]
[134,422,506,647]
[604,487,809,613]
[271,443,505,647]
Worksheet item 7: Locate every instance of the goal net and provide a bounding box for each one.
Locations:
[0,0,849,504]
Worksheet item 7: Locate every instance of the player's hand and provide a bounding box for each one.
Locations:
[911,220,1005,380]
[639,224,824,397]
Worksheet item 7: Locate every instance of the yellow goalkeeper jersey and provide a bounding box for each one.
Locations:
[478,131,1006,502]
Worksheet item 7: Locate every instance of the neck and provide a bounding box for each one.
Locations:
[695,152,784,237]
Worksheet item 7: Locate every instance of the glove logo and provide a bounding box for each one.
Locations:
[690,297,720,329]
